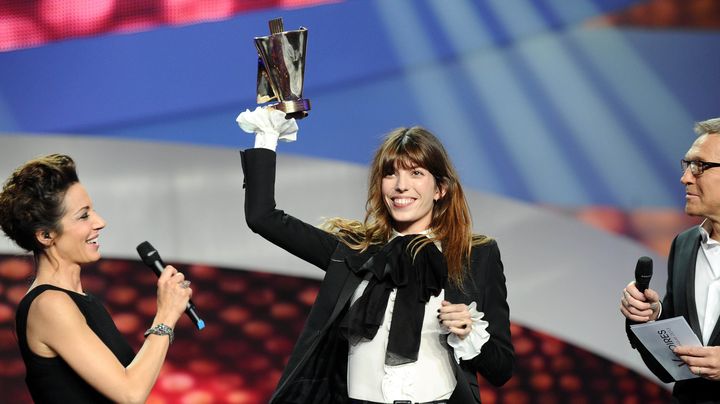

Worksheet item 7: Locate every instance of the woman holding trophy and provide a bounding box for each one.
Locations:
[237,106,515,403]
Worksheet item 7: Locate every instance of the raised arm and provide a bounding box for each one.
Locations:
[241,148,338,269]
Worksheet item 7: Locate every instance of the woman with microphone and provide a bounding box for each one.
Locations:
[0,154,192,403]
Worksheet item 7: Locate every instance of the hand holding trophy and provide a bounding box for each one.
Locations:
[254,18,310,120]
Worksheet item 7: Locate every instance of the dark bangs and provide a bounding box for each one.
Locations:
[380,133,443,177]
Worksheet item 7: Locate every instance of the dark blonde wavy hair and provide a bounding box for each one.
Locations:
[323,127,488,286]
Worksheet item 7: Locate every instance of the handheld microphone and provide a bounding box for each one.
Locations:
[136,241,205,330]
[634,256,653,293]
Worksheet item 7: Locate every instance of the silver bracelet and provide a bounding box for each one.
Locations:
[144,323,174,344]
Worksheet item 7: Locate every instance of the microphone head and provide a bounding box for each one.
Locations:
[634,256,653,292]
[136,241,162,268]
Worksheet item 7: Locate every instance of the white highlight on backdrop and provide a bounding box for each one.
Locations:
[0,134,667,387]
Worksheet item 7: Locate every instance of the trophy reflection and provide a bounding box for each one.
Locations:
[254,18,310,119]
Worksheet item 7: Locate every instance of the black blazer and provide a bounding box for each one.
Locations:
[627,226,720,403]
[241,148,514,404]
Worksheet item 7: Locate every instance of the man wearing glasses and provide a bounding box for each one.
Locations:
[620,118,720,403]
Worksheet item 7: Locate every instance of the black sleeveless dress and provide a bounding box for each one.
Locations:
[15,284,135,403]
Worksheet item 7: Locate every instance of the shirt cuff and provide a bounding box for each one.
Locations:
[651,301,662,322]
[446,302,490,363]
[254,133,279,150]
[236,106,298,151]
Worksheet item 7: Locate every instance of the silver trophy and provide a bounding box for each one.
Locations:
[254,18,310,119]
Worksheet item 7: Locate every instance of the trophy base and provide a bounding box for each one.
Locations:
[271,99,311,119]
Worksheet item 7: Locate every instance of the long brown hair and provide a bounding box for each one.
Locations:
[323,127,488,285]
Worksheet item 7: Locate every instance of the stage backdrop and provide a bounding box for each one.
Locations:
[2,0,719,402]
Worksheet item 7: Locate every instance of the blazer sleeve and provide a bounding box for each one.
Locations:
[459,239,515,387]
[624,235,678,383]
[241,148,338,270]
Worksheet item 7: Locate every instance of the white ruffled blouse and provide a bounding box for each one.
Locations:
[347,236,490,402]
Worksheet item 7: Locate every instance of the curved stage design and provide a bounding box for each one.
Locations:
[0,134,671,402]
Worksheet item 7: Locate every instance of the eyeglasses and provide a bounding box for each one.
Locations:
[681,159,720,176]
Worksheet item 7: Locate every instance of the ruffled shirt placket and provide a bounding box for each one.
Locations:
[346,232,491,402]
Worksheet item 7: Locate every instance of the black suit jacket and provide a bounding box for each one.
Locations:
[241,148,514,404]
[627,226,720,403]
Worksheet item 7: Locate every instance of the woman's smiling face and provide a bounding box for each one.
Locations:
[49,183,106,266]
[381,162,443,234]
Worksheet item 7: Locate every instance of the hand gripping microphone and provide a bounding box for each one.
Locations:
[136,241,205,330]
[634,256,653,293]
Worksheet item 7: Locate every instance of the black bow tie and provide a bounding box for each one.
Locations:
[341,235,448,365]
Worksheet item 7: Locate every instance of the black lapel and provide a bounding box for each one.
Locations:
[707,308,720,346]
[675,229,702,340]
[325,264,364,330]
[322,243,368,331]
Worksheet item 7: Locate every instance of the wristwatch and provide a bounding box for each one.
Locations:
[144,323,174,344]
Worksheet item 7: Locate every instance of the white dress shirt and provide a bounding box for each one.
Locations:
[696,221,720,345]
[346,232,489,402]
